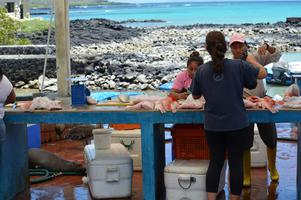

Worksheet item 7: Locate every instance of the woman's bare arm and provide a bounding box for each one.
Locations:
[5,89,16,104]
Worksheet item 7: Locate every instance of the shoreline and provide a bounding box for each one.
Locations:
[20,18,301,51]
[5,18,301,91]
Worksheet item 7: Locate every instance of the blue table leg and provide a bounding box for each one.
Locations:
[141,123,165,200]
[297,123,301,200]
[0,123,29,200]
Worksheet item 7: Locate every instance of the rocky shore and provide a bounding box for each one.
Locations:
[5,18,301,91]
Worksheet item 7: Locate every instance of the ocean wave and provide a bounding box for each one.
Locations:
[75,6,88,9]
[105,10,112,13]
[184,4,191,7]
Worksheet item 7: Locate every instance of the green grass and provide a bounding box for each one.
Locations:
[20,19,53,34]
[15,38,32,45]
[2,38,32,45]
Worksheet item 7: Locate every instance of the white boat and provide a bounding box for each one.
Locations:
[265,60,301,85]
[289,61,301,75]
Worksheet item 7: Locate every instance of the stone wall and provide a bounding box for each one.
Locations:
[0,45,56,55]
[0,45,84,87]
[0,56,57,85]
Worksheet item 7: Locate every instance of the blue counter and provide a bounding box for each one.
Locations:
[2,105,301,200]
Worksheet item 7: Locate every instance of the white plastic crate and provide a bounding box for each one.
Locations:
[164,159,226,200]
[111,129,142,171]
[84,143,133,199]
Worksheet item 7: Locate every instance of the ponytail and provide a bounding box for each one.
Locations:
[205,31,227,73]
[187,51,204,67]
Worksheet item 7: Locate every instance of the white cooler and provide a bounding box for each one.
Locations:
[251,125,267,167]
[111,129,142,171]
[164,160,226,200]
[84,143,133,199]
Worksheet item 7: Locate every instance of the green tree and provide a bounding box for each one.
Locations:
[0,7,30,45]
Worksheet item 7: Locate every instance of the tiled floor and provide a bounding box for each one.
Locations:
[29,139,143,200]
[22,125,298,200]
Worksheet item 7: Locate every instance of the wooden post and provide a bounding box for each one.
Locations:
[54,0,71,97]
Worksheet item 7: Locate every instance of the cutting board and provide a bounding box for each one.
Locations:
[96,100,134,106]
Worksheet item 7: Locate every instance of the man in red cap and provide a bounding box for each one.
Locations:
[229,33,282,187]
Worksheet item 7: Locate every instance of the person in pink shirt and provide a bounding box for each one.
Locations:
[170,51,204,100]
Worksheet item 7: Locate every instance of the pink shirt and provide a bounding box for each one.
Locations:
[172,70,192,92]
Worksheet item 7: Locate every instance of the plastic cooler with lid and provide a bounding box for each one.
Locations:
[111,129,142,171]
[84,143,133,199]
[164,159,226,200]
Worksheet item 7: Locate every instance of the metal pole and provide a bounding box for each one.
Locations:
[41,0,54,92]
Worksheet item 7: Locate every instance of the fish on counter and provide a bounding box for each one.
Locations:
[125,101,156,110]
[154,97,178,113]
[19,97,62,111]
[12,90,301,113]
[125,95,177,112]
[245,96,280,113]
[125,94,205,113]
[284,84,300,98]
[176,95,205,109]
[282,84,301,108]
[244,84,301,110]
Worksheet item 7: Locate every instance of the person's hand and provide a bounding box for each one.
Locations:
[178,92,189,100]
[154,97,179,113]
[245,54,256,64]
[245,54,263,68]
[246,95,260,103]
[257,44,268,55]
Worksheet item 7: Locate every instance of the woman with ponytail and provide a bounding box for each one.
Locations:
[192,31,267,200]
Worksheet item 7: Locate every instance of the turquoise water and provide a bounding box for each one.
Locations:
[31,1,301,26]
[91,91,142,101]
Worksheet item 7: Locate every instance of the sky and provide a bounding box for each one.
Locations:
[110,0,296,3]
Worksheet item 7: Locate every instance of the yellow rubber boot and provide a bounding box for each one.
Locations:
[243,150,251,187]
[267,147,279,182]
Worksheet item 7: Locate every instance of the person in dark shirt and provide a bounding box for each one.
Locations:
[192,31,267,200]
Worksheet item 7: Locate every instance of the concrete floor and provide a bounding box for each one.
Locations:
[26,126,297,200]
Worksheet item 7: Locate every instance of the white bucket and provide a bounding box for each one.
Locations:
[92,128,112,149]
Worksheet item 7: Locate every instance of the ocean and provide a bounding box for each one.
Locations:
[31,1,301,26]
[30,1,301,62]
[30,2,301,63]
